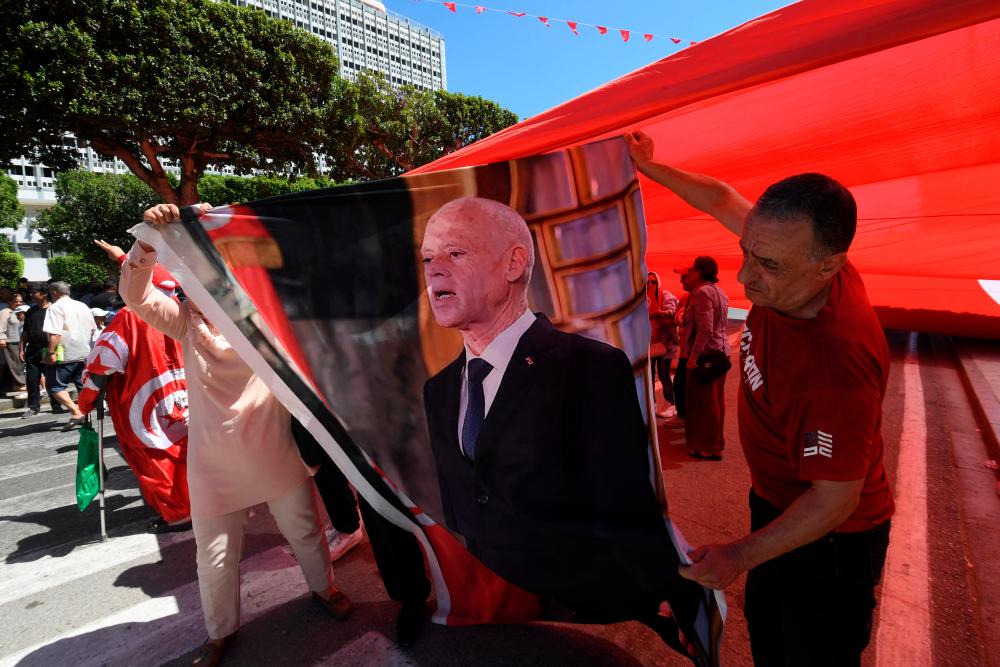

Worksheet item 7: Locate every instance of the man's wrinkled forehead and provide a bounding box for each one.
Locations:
[423,208,494,250]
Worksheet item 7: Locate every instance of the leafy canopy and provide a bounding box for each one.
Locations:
[0,174,25,230]
[1,0,342,204]
[324,72,518,181]
[35,171,163,266]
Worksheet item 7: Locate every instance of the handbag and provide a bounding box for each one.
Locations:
[75,423,100,511]
[693,348,732,383]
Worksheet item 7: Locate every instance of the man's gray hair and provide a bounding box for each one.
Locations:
[49,281,71,296]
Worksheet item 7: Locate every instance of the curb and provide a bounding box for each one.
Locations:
[952,338,1000,483]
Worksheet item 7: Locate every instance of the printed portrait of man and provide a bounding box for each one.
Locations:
[419,196,698,627]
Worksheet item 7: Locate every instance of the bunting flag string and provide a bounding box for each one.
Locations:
[408,1,698,45]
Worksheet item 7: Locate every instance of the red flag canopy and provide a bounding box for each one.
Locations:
[415,0,1000,338]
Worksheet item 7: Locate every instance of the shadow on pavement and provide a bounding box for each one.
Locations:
[1,489,156,563]
[13,595,652,667]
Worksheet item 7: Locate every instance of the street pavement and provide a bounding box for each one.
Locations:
[1,331,998,666]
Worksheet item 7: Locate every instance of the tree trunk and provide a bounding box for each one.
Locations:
[178,153,201,206]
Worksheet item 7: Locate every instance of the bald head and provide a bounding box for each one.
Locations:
[421,197,535,350]
[427,197,534,284]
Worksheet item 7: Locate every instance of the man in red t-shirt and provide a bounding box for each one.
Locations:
[627,131,893,667]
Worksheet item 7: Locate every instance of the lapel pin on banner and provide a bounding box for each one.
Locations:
[525,356,535,366]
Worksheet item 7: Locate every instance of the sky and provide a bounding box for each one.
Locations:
[385,0,794,119]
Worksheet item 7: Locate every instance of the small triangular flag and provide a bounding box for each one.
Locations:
[508,11,526,17]
[620,29,630,42]
[644,33,653,42]
[596,25,608,35]
[690,40,699,46]
[443,1,456,12]
[566,21,579,35]
[670,37,682,44]
[538,16,550,28]
[475,5,486,13]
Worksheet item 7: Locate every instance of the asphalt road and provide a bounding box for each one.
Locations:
[0,331,995,666]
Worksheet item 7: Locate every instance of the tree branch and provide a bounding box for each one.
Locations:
[88,136,179,204]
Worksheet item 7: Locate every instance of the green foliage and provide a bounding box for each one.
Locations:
[0,248,24,288]
[324,73,518,181]
[0,174,24,230]
[47,254,108,285]
[36,171,162,266]
[1,0,342,204]
[198,174,337,207]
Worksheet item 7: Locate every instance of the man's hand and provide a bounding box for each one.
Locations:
[138,203,212,252]
[143,202,212,225]
[47,352,57,365]
[679,543,746,590]
[0,339,6,349]
[94,239,125,262]
[19,347,25,362]
[625,130,655,166]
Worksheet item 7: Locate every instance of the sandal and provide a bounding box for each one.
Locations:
[192,633,236,667]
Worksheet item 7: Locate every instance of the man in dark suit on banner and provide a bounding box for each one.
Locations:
[420,196,707,657]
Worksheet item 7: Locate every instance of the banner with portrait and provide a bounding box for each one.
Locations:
[132,137,724,666]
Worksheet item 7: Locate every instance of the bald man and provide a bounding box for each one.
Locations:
[421,198,703,645]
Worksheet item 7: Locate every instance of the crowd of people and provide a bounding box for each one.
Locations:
[648,255,731,461]
[1,132,897,666]
[0,281,114,426]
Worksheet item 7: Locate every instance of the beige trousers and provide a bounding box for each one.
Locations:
[193,478,333,639]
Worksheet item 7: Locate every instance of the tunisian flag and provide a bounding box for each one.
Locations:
[79,282,190,523]
[414,0,1000,339]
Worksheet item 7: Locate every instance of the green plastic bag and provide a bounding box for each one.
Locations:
[75,423,100,511]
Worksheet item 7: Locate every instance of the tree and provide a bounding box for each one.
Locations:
[47,255,108,285]
[198,174,337,208]
[34,170,336,267]
[35,171,163,266]
[324,73,518,181]
[1,0,342,205]
[0,235,25,288]
[0,174,24,230]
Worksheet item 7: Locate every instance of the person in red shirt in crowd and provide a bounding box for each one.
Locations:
[676,256,730,460]
[80,240,192,533]
[627,131,894,667]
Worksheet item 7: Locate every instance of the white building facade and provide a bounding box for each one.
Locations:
[5,0,446,279]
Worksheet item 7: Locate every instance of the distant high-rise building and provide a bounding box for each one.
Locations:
[5,0,447,278]
[230,0,447,91]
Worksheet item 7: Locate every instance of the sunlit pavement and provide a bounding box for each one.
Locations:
[1,331,998,666]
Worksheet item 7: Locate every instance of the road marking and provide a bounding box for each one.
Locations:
[0,543,314,666]
[0,529,192,607]
[317,631,418,666]
[875,333,932,666]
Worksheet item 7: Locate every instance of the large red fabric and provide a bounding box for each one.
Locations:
[79,308,190,522]
[414,0,1000,338]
